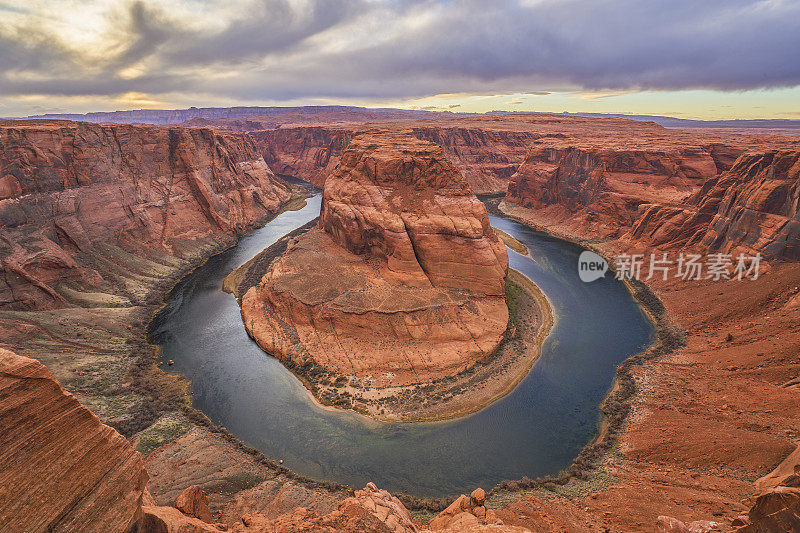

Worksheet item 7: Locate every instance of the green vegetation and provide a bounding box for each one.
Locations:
[133,412,192,457]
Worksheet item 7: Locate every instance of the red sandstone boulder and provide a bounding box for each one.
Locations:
[755,444,800,492]
[427,487,509,531]
[656,516,722,533]
[471,488,486,507]
[227,483,419,532]
[139,505,224,533]
[176,485,213,523]
[657,516,691,533]
[736,486,800,532]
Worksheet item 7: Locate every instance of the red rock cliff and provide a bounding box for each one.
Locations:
[630,150,800,258]
[253,126,354,187]
[505,143,722,238]
[0,120,292,309]
[253,124,543,193]
[0,348,148,532]
[242,133,509,386]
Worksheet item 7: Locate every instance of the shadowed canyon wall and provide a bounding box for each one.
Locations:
[630,150,800,259]
[0,121,292,310]
[505,143,722,238]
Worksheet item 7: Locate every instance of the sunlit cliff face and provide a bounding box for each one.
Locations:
[1,0,800,119]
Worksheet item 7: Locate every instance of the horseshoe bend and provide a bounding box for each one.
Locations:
[227,133,559,421]
[2,70,800,533]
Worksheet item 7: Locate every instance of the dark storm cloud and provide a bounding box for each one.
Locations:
[303,0,800,94]
[157,0,365,67]
[1,0,799,102]
[0,28,73,72]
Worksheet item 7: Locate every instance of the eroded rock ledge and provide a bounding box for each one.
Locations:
[241,132,511,398]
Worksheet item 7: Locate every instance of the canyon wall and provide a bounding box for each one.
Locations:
[631,150,800,258]
[242,132,509,385]
[0,120,292,309]
[504,143,725,239]
[252,124,546,193]
[252,126,355,187]
[503,144,800,257]
[405,126,543,193]
[249,115,772,196]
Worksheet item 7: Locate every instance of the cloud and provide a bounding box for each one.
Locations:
[576,90,636,100]
[1,0,799,114]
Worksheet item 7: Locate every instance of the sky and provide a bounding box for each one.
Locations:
[1,0,799,119]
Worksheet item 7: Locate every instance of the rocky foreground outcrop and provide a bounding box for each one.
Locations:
[0,120,291,309]
[0,348,148,532]
[631,150,800,259]
[242,133,508,386]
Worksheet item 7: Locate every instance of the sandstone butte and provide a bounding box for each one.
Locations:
[241,132,509,386]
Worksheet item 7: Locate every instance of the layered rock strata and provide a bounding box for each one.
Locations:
[242,133,508,385]
[254,125,543,193]
[249,114,797,195]
[0,120,292,309]
[630,150,800,259]
[505,143,722,238]
[0,348,148,532]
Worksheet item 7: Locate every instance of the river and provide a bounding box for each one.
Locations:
[149,191,654,497]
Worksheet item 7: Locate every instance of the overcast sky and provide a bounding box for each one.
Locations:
[1,0,799,118]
